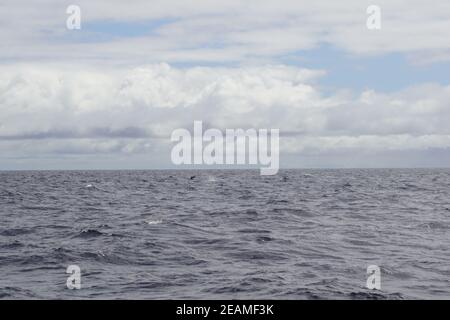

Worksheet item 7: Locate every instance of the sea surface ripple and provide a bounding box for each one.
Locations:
[0,169,449,299]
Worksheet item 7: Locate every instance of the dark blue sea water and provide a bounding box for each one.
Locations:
[0,169,449,299]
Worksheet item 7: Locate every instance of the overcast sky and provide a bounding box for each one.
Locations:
[1,0,450,169]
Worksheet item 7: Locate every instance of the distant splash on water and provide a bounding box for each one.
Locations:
[146,220,163,225]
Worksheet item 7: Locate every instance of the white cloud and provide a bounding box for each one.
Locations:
[1,63,449,165]
[1,0,449,63]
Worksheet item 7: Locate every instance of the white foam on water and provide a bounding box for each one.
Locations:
[147,220,162,225]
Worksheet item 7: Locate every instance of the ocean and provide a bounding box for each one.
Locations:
[0,169,449,299]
